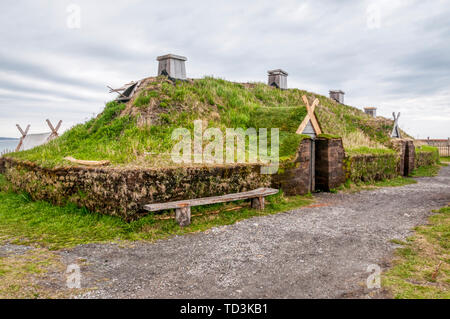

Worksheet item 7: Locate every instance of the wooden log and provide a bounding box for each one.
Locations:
[153,205,246,220]
[176,205,191,227]
[64,156,110,167]
[144,188,278,212]
[296,95,321,135]
[251,196,265,210]
[15,124,30,152]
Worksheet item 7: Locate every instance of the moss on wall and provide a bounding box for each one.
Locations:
[415,146,440,168]
[344,153,400,183]
[1,157,271,221]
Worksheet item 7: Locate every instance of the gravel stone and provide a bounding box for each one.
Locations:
[56,166,450,298]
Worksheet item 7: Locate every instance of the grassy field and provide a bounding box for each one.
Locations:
[335,176,417,193]
[0,247,69,298]
[440,156,450,162]
[410,164,443,177]
[6,76,401,168]
[383,206,450,298]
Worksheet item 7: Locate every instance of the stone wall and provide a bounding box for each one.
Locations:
[0,136,441,221]
[415,150,439,168]
[404,140,416,176]
[392,139,415,176]
[344,153,400,183]
[0,157,271,221]
[271,138,312,195]
[391,139,406,176]
[315,137,345,191]
[1,139,315,220]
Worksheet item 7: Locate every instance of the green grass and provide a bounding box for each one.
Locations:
[0,179,313,250]
[416,145,439,153]
[337,176,417,193]
[440,156,450,163]
[317,133,341,139]
[345,146,395,156]
[383,206,450,299]
[416,145,440,164]
[410,165,442,177]
[5,76,401,168]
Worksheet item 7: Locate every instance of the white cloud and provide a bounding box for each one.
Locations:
[0,0,449,138]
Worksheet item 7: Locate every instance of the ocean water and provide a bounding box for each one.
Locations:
[0,139,19,154]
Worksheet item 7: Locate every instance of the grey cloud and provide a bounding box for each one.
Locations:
[0,0,449,138]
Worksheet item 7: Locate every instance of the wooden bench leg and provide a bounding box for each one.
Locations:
[176,205,191,226]
[251,196,265,210]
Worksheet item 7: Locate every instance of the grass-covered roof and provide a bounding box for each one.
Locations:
[7,76,407,167]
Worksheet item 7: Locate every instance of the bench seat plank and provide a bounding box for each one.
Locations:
[143,187,278,212]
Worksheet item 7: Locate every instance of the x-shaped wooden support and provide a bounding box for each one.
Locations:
[46,119,62,135]
[107,81,138,99]
[16,124,30,138]
[15,124,30,152]
[296,95,322,135]
[391,112,401,138]
[107,85,128,99]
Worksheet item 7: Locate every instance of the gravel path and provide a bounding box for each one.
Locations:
[59,166,450,299]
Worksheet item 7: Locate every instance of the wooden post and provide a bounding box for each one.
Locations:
[46,119,62,138]
[175,204,191,226]
[15,124,30,152]
[296,95,321,136]
[251,196,265,210]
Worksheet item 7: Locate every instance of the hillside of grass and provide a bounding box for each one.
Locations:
[6,76,406,168]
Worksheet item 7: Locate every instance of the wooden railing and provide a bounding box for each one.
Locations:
[417,138,450,157]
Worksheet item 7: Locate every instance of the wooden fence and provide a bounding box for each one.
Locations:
[417,138,450,157]
[0,149,14,156]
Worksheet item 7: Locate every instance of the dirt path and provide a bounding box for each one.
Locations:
[57,166,450,299]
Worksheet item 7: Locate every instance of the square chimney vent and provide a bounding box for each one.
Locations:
[329,90,345,104]
[157,54,187,80]
[364,107,377,117]
[268,69,288,89]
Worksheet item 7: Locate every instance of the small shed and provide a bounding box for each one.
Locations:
[364,107,377,118]
[329,90,345,104]
[157,54,187,80]
[267,69,288,89]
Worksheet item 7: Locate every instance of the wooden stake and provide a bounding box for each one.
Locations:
[175,204,191,227]
[15,124,30,152]
[64,156,110,167]
[296,95,322,135]
[46,119,62,136]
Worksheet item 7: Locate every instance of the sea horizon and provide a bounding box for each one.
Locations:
[0,138,19,154]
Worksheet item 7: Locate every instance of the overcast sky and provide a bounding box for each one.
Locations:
[0,0,449,138]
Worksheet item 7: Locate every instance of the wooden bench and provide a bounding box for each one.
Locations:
[143,187,279,226]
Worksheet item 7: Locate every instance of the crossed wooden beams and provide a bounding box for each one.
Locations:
[46,119,62,138]
[15,119,62,152]
[107,83,133,99]
[15,124,30,152]
[296,95,322,135]
[391,112,401,138]
[108,81,140,102]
